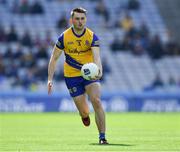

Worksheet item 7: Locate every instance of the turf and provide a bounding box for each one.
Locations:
[0,113,180,152]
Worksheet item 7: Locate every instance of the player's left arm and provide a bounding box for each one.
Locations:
[92,46,103,79]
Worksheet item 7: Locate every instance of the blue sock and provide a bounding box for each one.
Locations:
[99,133,105,139]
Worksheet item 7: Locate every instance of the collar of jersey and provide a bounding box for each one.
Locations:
[71,27,86,38]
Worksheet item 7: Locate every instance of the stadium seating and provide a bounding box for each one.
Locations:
[0,0,180,93]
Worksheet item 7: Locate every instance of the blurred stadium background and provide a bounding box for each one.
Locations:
[1,0,180,151]
[0,0,180,112]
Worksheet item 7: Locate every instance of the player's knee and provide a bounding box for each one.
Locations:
[91,96,102,110]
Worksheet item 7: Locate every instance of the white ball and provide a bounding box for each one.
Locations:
[81,63,99,80]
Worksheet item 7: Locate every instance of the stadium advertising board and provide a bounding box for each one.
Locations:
[0,92,180,112]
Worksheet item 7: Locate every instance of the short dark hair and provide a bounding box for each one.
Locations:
[71,7,87,17]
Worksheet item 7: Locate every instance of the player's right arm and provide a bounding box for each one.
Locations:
[48,46,63,94]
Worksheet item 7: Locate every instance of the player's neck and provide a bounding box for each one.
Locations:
[72,27,85,36]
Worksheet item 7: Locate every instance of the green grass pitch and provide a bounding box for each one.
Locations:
[0,113,180,152]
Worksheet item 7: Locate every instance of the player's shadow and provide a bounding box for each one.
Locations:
[90,143,135,146]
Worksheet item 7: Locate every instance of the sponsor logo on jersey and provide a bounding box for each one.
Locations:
[67,41,74,45]
[68,48,90,54]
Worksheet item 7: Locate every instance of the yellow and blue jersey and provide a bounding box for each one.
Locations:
[56,27,99,77]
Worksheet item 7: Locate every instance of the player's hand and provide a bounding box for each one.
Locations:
[91,69,102,80]
[47,80,53,95]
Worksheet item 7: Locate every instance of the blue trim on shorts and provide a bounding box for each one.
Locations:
[64,76,100,97]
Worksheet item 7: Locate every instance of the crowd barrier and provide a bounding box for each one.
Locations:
[0,91,180,112]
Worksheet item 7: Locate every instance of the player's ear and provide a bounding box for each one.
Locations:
[69,18,72,26]
[85,15,87,22]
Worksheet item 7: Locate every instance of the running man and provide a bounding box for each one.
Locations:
[48,7,108,144]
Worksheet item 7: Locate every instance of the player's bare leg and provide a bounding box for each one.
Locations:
[85,82,108,144]
[73,94,90,126]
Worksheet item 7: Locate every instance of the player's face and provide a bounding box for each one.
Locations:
[72,12,87,31]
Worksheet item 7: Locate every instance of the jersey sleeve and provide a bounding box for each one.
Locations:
[56,34,64,49]
[91,33,100,47]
